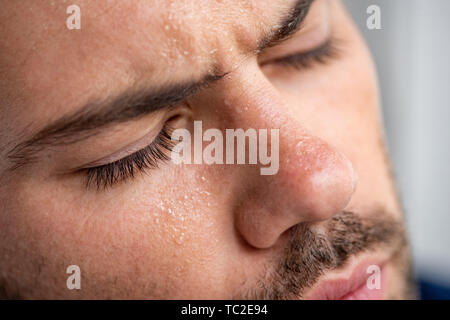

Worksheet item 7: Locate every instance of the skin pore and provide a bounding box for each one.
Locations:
[0,0,414,299]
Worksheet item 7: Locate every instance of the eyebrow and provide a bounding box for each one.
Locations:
[7,73,225,169]
[7,0,314,169]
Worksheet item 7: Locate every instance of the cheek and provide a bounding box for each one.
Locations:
[0,164,233,298]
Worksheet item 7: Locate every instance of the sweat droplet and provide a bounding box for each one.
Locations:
[296,140,307,155]
[175,232,185,245]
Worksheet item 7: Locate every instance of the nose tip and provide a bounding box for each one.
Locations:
[234,136,357,249]
[293,141,356,222]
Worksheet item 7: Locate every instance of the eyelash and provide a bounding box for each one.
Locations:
[84,124,175,190]
[270,38,339,70]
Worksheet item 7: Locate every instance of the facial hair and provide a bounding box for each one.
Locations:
[238,210,413,299]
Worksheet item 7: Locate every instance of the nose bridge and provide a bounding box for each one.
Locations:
[208,61,290,131]
[225,67,356,249]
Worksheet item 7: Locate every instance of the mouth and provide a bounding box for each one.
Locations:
[305,258,387,300]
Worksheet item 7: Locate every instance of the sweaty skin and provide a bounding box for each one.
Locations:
[0,0,413,299]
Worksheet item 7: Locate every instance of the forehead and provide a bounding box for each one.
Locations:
[0,0,284,94]
[0,0,288,138]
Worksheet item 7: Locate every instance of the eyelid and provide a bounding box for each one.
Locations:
[259,25,331,65]
[78,106,189,170]
[84,124,175,189]
[82,124,164,169]
[268,37,337,67]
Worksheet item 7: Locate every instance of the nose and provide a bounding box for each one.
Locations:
[235,133,356,248]
[230,74,356,249]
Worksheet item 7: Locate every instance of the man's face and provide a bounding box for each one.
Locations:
[0,0,413,299]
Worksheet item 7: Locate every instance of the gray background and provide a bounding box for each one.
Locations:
[344,0,450,284]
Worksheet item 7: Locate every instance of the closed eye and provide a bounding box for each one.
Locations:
[82,124,175,190]
[262,37,339,71]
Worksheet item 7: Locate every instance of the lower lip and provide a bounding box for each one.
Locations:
[340,277,385,300]
[307,262,386,300]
